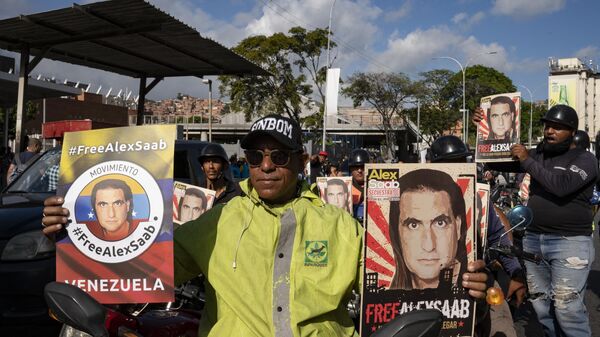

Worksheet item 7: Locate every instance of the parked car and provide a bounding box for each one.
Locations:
[0,140,211,336]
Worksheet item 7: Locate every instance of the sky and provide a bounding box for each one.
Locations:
[1,0,599,104]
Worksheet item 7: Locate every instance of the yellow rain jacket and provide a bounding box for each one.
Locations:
[174,179,363,337]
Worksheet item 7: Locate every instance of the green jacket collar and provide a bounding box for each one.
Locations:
[239,178,324,215]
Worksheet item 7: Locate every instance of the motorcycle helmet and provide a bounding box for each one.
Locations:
[430,135,470,163]
[573,130,590,150]
[199,143,229,167]
[540,104,578,130]
[348,149,370,166]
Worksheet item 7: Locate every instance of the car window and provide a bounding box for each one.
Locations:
[174,150,190,182]
[6,145,200,192]
[8,149,62,193]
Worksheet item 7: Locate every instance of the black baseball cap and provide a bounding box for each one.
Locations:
[241,115,303,151]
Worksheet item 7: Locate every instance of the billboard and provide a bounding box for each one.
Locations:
[548,75,577,109]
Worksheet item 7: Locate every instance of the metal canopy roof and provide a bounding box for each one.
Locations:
[0,0,268,78]
[0,72,80,107]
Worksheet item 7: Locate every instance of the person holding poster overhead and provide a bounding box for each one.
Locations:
[43,115,491,337]
[473,104,597,337]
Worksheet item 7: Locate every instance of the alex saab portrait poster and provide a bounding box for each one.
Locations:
[172,181,216,227]
[476,92,521,162]
[360,163,477,337]
[476,183,490,260]
[316,176,353,215]
[56,125,176,304]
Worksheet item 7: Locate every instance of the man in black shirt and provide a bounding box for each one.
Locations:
[473,104,597,337]
[198,143,242,205]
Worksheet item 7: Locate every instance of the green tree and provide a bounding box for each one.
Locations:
[446,65,516,143]
[219,27,334,125]
[408,69,459,141]
[342,72,416,159]
[519,100,547,145]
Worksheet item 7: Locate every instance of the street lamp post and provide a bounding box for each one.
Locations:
[433,51,497,143]
[322,0,337,152]
[433,56,465,141]
[416,99,421,154]
[518,84,534,148]
[202,79,213,142]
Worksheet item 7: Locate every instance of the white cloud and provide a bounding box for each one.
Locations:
[367,26,510,74]
[509,57,547,73]
[469,11,486,25]
[384,1,412,22]
[147,0,251,47]
[452,12,468,24]
[459,36,510,71]
[246,0,381,71]
[492,0,565,18]
[574,45,600,60]
[369,27,461,72]
[452,11,485,28]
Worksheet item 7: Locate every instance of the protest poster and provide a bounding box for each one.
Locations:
[172,181,216,227]
[316,176,353,214]
[56,125,176,304]
[476,92,521,162]
[476,183,490,259]
[360,163,477,337]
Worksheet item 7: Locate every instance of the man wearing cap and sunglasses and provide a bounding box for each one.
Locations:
[42,114,490,337]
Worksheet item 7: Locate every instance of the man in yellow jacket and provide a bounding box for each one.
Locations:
[43,115,489,337]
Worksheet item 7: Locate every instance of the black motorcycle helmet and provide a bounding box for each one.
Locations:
[199,143,229,167]
[573,130,590,150]
[540,104,578,130]
[349,149,370,166]
[430,135,470,163]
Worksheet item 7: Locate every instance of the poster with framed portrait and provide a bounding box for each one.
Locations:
[172,181,216,227]
[476,92,521,162]
[316,176,353,214]
[476,183,490,259]
[360,163,477,337]
[56,125,176,304]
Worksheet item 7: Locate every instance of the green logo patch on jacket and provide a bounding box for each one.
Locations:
[305,240,328,267]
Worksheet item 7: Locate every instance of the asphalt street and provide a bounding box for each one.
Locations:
[514,234,600,337]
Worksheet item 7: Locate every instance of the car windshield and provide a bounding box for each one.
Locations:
[7,148,62,193]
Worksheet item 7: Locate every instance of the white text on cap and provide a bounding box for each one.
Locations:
[251,117,294,140]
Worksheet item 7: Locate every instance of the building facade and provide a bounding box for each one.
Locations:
[548,57,600,137]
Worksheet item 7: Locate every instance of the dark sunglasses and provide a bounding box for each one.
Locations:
[245,149,301,167]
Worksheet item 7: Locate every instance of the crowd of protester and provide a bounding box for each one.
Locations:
[41,104,600,337]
